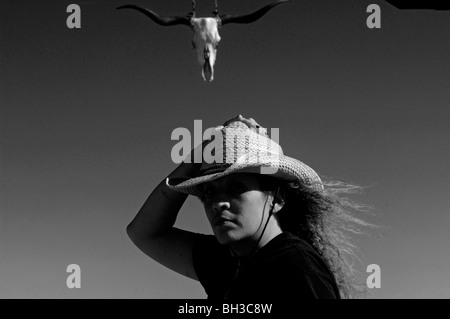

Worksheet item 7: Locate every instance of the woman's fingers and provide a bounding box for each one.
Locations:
[241,117,254,127]
[222,115,268,136]
[223,115,259,128]
[222,114,243,126]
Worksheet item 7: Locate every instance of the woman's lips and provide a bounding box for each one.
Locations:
[213,217,235,227]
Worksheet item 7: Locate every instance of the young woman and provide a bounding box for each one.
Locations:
[127,115,370,299]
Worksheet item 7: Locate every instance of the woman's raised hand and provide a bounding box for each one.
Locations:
[222,115,268,136]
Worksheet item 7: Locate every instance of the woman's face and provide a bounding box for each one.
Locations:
[201,173,273,247]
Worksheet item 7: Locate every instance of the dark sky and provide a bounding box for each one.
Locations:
[1,0,450,298]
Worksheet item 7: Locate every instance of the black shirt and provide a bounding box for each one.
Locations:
[192,232,341,300]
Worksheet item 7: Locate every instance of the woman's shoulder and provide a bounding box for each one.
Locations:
[255,233,342,298]
[192,233,234,263]
[265,232,334,277]
[191,233,238,298]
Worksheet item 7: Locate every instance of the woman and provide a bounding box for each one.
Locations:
[127,116,369,299]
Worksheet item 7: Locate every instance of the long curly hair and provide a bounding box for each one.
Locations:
[258,175,374,299]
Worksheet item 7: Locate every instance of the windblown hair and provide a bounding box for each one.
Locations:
[259,175,373,299]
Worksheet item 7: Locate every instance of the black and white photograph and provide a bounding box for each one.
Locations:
[1,0,449,302]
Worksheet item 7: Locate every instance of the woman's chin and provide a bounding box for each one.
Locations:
[213,226,241,245]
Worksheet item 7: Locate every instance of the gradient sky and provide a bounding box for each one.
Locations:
[1,0,450,299]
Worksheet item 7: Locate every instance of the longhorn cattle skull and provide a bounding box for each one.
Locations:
[117,0,290,81]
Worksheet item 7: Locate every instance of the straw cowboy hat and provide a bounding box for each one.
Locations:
[166,121,322,196]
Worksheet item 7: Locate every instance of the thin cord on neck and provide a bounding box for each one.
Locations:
[231,187,280,259]
[229,204,274,260]
[252,204,275,252]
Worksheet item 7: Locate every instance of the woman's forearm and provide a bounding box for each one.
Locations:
[126,161,201,240]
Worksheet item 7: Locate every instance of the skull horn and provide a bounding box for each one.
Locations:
[219,0,290,25]
[116,5,192,27]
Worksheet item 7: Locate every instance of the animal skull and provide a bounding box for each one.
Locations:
[190,17,221,81]
[117,1,289,81]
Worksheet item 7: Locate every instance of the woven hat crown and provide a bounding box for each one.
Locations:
[199,121,282,176]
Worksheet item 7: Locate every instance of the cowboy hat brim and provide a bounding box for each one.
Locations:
[166,153,322,197]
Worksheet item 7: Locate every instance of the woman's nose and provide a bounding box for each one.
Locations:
[212,200,230,213]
